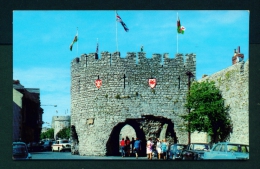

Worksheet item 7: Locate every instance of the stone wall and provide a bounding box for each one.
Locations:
[71,51,196,156]
[198,60,249,144]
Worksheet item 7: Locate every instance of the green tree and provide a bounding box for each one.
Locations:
[56,127,70,139]
[40,128,54,140]
[181,80,232,143]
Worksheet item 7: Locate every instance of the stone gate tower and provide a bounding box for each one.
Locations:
[71,51,196,156]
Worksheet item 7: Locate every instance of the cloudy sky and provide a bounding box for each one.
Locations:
[13,10,249,127]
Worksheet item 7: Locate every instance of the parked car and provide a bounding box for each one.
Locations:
[27,142,44,152]
[52,139,71,152]
[43,140,54,151]
[202,142,249,160]
[168,144,187,160]
[181,143,210,160]
[12,142,32,160]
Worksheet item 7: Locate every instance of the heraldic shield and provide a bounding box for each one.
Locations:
[95,79,102,89]
[148,78,156,89]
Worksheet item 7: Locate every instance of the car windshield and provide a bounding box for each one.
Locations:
[44,141,51,145]
[13,144,27,155]
[227,144,249,153]
[192,144,209,150]
[177,145,186,150]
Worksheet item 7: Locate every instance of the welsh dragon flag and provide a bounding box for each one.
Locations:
[177,17,185,34]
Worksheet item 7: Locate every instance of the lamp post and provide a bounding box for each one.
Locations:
[186,71,194,145]
[41,105,57,128]
[42,105,57,107]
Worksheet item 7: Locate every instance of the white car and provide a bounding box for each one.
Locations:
[52,140,71,152]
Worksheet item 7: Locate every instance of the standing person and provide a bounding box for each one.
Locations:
[146,138,153,160]
[173,139,178,160]
[125,136,131,157]
[133,137,141,159]
[156,138,162,159]
[131,137,135,155]
[120,138,126,157]
[161,139,168,160]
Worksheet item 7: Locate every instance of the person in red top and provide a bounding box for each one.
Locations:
[120,138,126,157]
[125,136,131,157]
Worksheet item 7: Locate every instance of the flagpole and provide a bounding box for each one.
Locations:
[115,10,118,52]
[77,27,78,57]
[177,13,178,54]
[97,38,98,53]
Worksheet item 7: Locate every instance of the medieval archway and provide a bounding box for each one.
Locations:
[106,115,177,156]
[106,120,146,156]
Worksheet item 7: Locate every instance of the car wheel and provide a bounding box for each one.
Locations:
[194,155,197,160]
[182,156,186,160]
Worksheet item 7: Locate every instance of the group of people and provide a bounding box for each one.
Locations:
[146,138,169,160]
[120,136,141,158]
[119,136,169,160]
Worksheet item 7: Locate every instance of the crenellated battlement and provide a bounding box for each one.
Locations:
[71,51,196,70]
[52,116,71,122]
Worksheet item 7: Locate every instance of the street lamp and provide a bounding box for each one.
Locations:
[42,105,57,107]
[186,71,194,145]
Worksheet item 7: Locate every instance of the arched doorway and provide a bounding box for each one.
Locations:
[106,120,146,156]
[106,115,177,156]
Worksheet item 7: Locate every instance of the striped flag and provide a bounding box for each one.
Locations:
[177,17,185,34]
[70,32,78,51]
[116,11,129,32]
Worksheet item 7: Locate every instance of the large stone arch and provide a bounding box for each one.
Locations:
[106,115,177,156]
[106,119,146,156]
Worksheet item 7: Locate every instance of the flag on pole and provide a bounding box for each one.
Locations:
[96,42,99,53]
[116,11,129,32]
[70,32,78,51]
[177,17,185,34]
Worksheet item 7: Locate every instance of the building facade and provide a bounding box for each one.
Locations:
[13,80,43,143]
[13,88,23,142]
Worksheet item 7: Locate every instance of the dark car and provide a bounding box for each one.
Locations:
[13,142,32,160]
[181,143,210,160]
[43,140,54,151]
[27,142,44,152]
[168,144,187,160]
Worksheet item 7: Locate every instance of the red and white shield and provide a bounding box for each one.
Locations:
[148,78,156,89]
[95,79,102,89]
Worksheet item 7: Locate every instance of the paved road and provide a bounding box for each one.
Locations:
[30,151,153,160]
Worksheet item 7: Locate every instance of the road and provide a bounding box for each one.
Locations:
[30,151,152,160]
